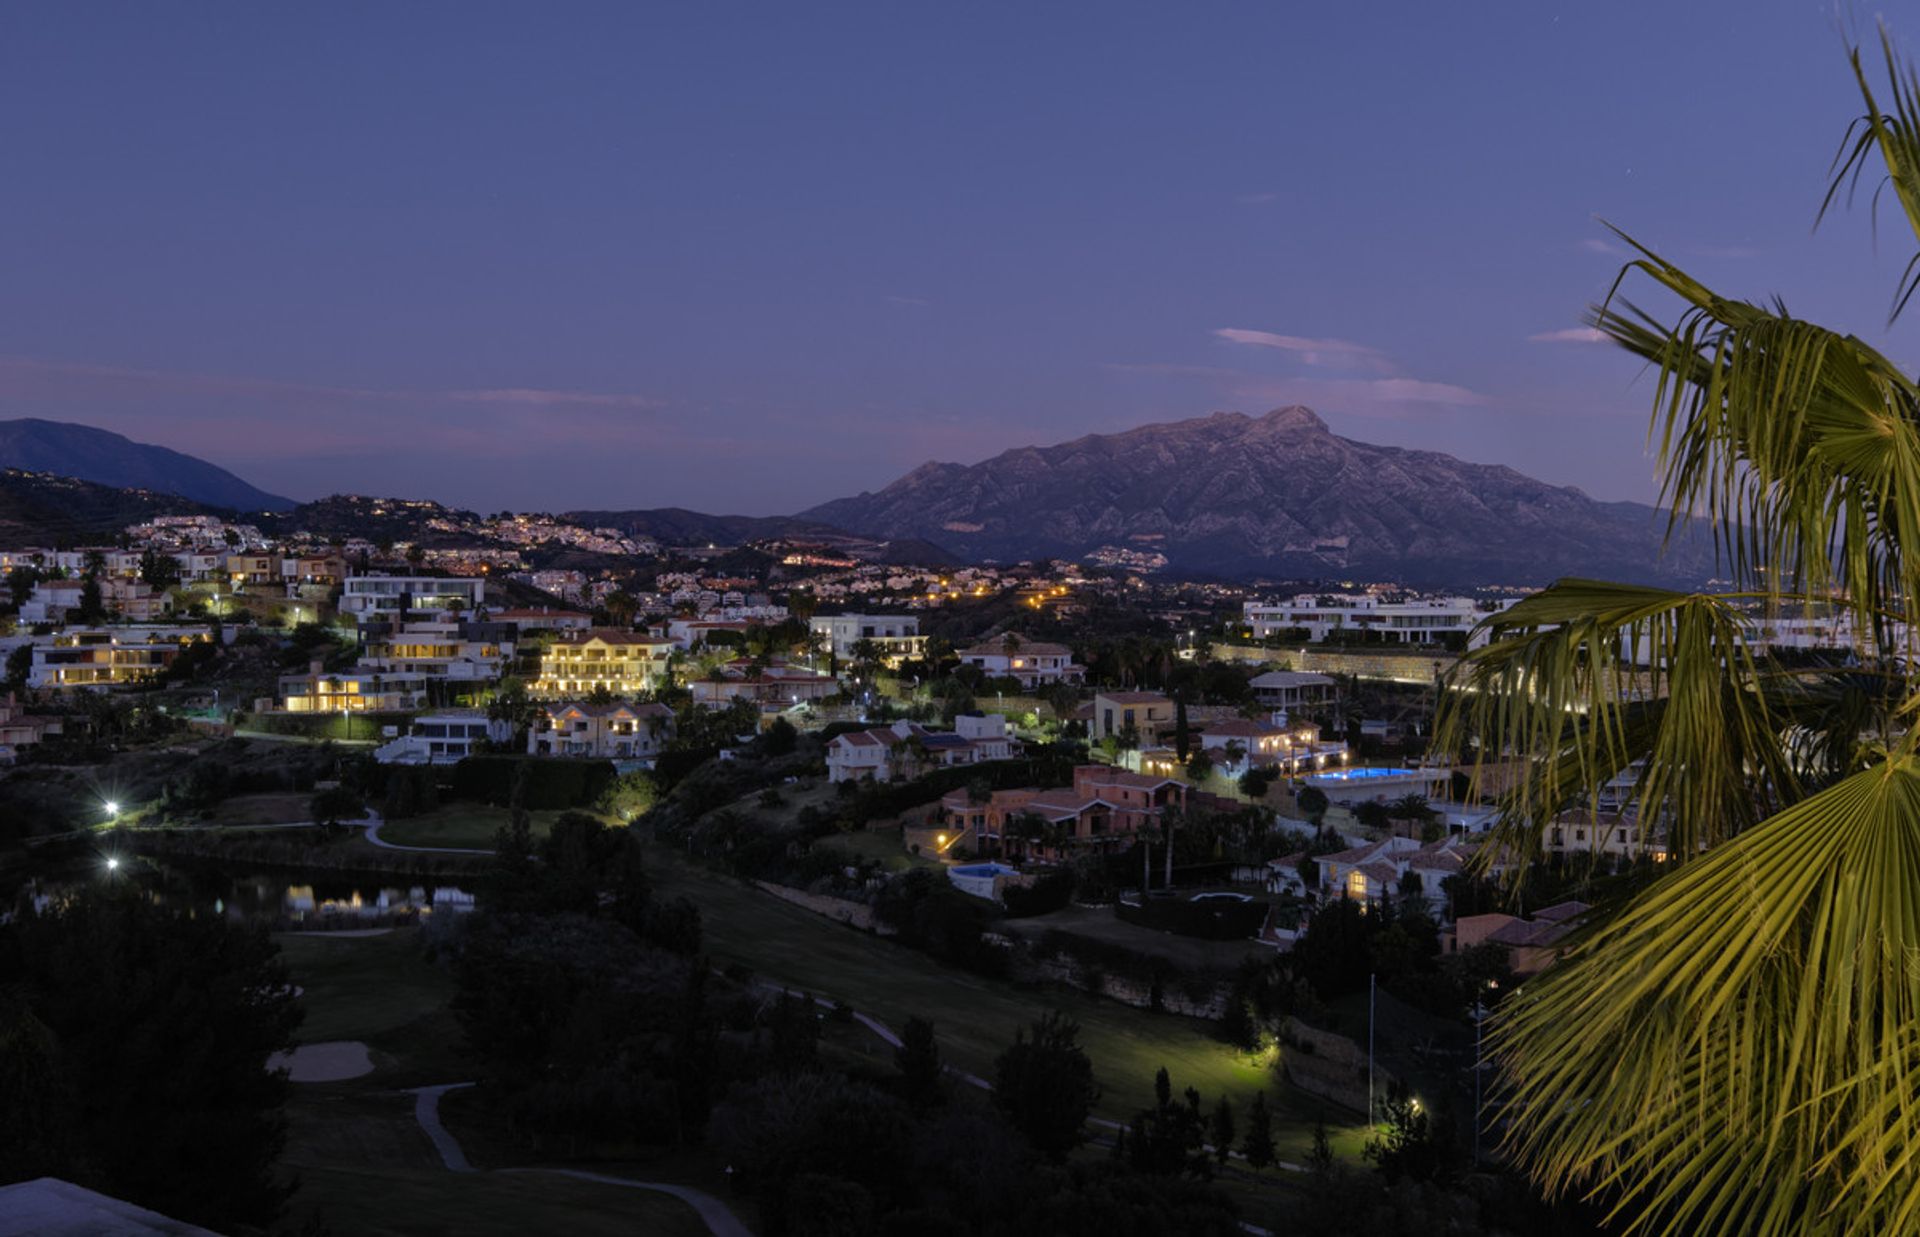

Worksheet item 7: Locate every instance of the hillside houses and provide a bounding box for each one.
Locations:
[531,629,676,697]
[527,701,675,762]
[826,714,1017,782]
[931,765,1198,862]
[956,634,1083,688]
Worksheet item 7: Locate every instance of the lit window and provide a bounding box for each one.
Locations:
[1346,869,1367,899]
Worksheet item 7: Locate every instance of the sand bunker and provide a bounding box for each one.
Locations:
[269,1040,373,1082]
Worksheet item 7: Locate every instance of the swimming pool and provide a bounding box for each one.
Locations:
[948,862,1019,900]
[1311,766,1417,782]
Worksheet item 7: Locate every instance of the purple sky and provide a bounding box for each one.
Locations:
[0,3,1911,514]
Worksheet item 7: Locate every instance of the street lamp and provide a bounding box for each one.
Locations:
[103,800,120,820]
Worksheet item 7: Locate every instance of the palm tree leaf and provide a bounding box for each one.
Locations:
[1492,759,1920,1237]
[1436,579,1794,866]
[1587,244,1920,640]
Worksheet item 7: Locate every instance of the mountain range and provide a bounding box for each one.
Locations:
[800,406,1710,586]
[0,408,1711,586]
[0,418,294,512]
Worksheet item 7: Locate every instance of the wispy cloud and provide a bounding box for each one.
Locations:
[1528,327,1609,344]
[1222,376,1489,417]
[1579,237,1627,256]
[1212,329,1395,373]
[441,387,659,410]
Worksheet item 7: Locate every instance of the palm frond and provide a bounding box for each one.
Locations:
[1586,246,1920,642]
[1436,579,1795,867]
[1822,26,1920,322]
[1492,757,1920,1237]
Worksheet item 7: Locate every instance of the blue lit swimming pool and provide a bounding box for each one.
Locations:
[1311,766,1416,781]
[948,862,1019,900]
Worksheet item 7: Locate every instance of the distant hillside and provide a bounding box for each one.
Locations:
[273,494,476,545]
[0,469,228,545]
[560,506,847,547]
[801,406,1715,586]
[0,418,294,512]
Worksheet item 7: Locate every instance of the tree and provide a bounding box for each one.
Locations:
[309,786,364,826]
[895,1016,944,1113]
[1208,1096,1235,1167]
[2,644,29,692]
[138,549,181,590]
[1424,32,1920,1237]
[0,889,302,1229]
[75,574,106,623]
[1174,696,1191,761]
[1240,1092,1276,1170]
[992,1012,1098,1162]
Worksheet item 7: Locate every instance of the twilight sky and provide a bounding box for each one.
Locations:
[0,3,1910,514]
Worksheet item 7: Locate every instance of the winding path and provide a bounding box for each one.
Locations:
[404,1082,752,1237]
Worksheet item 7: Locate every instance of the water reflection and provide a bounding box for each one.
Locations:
[148,864,474,925]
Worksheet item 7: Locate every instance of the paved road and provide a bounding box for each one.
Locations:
[405,1081,752,1237]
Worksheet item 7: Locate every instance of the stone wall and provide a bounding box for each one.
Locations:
[753,881,894,935]
[1008,944,1230,1020]
[1279,1015,1393,1112]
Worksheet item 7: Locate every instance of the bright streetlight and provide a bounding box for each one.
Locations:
[103,800,120,818]
[106,857,120,872]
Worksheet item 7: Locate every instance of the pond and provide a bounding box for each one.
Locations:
[28,859,475,927]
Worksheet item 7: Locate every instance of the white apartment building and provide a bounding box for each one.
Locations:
[339,575,488,620]
[1242,594,1515,648]
[809,613,926,664]
[357,620,511,682]
[373,712,511,765]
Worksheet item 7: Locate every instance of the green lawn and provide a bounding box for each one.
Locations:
[204,791,316,825]
[815,824,944,872]
[276,929,474,1085]
[646,846,1368,1162]
[276,1089,708,1237]
[998,903,1271,973]
[376,804,584,849]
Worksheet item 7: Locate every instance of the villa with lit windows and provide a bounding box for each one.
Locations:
[25,627,213,689]
[956,634,1084,688]
[531,629,676,697]
[357,620,511,682]
[271,661,427,713]
[527,700,675,761]
[1314,834,1475,915]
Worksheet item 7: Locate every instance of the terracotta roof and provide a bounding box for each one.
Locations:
[1532,900,1592,924]
[1097,691,1170,705]
[1200,717,1282,738]
[1358,861,1402,887]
